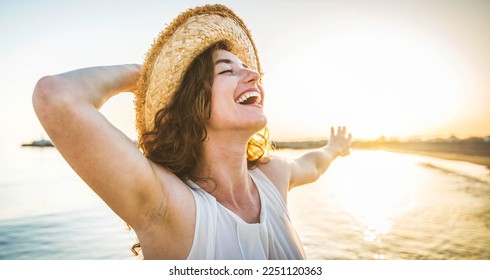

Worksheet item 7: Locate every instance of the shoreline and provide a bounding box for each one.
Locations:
[355,147,490,168]
[273,139,490,169]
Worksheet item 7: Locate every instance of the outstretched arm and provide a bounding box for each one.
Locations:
[289,126,352,189]
[32,65,165,230]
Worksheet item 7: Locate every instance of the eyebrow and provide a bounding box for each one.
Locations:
[215,59,249,69]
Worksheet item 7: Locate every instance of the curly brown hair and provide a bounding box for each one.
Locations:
[130,41,270,256]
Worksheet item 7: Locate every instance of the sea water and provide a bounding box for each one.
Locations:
[1,145,489,259]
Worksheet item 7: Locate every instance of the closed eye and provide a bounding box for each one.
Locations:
[218,69,233,74]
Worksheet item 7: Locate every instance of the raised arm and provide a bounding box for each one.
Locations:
[289,126,352,189]
[32,65,165,230]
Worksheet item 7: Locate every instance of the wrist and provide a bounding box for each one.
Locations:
[324,145,341,159]
[119,64,141,93]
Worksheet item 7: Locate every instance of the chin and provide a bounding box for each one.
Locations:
[250,116,268,133]
[254,113,267,126]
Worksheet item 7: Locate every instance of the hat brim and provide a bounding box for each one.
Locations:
[135,4,262,141]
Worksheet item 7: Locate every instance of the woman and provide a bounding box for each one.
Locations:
[32,5,351,259]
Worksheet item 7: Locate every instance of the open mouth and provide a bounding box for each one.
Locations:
[235,91,262,105]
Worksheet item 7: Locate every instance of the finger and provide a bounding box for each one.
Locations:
[330,126,335,136]
[338,126,345,136]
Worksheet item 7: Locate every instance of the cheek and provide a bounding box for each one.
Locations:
[208,89,229,121]
[211,82,235,107]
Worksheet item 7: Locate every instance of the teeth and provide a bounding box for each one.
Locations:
[235,91,261,104]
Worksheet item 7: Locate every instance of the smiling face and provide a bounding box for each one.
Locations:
[205,49,267,136]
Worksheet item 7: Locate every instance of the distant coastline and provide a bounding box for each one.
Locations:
[273,137,490,168]
[21,137,490,167]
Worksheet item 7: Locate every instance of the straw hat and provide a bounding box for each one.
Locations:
[135,4,262,141]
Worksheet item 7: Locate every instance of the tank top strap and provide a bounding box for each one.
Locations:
[185,179,218,259]
[249,168,289,215]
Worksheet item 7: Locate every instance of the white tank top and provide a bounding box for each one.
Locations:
[185,168,306,260]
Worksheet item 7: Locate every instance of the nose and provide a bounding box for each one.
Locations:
[242,68,261,84]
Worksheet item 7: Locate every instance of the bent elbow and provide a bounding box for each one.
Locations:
[32,75,70,122]
[33,75,61,105]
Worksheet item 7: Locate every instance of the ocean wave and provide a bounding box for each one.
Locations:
[419,162,490,186]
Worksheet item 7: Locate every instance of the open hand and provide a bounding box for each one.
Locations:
[328,126,352,157]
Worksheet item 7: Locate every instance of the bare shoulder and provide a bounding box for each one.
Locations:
[257,154,292,202]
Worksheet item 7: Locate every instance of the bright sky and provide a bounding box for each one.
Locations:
[1,0,489,145]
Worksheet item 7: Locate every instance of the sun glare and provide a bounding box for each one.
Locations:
[324,150,422,242]
[264,9,484,140]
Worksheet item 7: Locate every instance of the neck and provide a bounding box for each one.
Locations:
[193,130,253,199]
[192,129,264,223]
